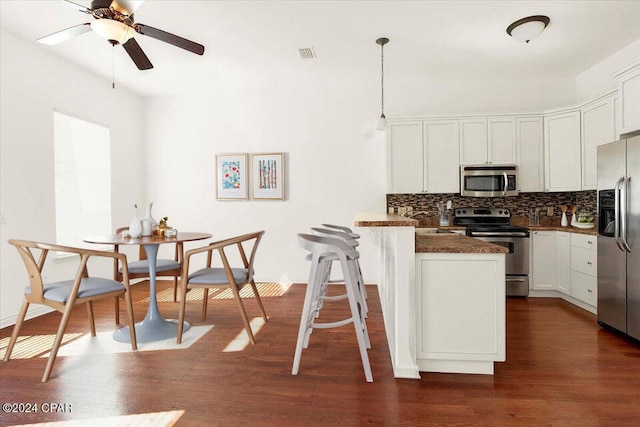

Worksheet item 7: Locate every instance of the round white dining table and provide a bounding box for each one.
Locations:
[84,232,212,343]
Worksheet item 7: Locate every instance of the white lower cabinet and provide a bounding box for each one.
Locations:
[532,231,557,290]
[570,233,597,307]
[416,252,505,375]
[531,231,597,310]
[556,231,571,295]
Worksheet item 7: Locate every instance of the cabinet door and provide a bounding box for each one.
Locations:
[387,121,424,193]
[459,118,488,165]
[556,231,571,295]
[544,111,581,191]
[516,117,544,192]
[488,117,516,165]
[424,120,459,193]
[616,63,640,136]
[581,96,615,190]
[532,231,557,290]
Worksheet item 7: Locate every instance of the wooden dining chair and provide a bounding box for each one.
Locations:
[176,231,268,344]
[4,239,137,382]
[112,226,183,323]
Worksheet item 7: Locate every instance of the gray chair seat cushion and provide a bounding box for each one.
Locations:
[120,259,181,274]
[25,278,125,303]
[188,268,249,285]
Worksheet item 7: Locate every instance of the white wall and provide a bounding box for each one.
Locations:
[0,30,146,326]
[576,38,640,102]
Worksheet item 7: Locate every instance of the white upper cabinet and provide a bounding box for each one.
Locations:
[544,111,582,192]
[387,121,424,194]
[581,94,616,190]
[459,117,516,165]
[488,117,517,165]
[387,120,460,194]
[459,118,488,165]
[613,61,640,137]
[516,117,544,192]
[423,120,460,193]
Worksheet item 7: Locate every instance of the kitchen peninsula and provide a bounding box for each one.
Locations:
[354,213,508,378]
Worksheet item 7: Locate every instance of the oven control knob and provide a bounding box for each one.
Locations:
[504,210,509,215]
[498,210,502,214]
[463,210,467,214]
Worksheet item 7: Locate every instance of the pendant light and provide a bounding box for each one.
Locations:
[506,15,550,43]
[376,37,389,131]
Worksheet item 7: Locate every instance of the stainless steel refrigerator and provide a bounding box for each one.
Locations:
[597,135,639,340]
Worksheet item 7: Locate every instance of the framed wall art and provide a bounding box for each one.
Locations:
[216,153,248,200]
[252,152,285,200]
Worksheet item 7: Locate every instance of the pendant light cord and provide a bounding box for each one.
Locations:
[380,42,385,116]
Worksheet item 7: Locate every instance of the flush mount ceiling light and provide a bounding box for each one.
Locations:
[376,37,390,131]
[506,15,550,43]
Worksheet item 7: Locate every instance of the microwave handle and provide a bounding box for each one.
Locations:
[503,172,508,195]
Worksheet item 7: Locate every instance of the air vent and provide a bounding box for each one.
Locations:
[298,47,316,59]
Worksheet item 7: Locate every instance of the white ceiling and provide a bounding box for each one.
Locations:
[2,0,640,98]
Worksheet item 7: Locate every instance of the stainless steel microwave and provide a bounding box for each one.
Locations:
[460,165,519,197]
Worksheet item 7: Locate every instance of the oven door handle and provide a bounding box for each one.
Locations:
[471,232,528,237]
[506,277,527,282]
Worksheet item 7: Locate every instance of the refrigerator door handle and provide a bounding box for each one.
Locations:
[621,176,632,253]
[614,176,625,252]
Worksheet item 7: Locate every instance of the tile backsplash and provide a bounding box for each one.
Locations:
[387,191,597,225]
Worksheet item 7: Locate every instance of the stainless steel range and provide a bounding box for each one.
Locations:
[454,208,530,297]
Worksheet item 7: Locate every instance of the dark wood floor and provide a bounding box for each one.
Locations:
[1,281,639,427]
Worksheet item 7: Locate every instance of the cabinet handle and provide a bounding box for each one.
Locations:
[587,240,593,245]
[587,289,593,293]
[587,261,593,265]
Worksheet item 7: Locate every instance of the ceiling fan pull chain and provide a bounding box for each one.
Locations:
[112,44,116,89]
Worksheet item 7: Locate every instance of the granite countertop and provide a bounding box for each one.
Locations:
[416,234,510,254]
[510,216,598,236]
[354,213,419,227]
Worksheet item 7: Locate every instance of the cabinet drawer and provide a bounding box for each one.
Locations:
[571,246,597,276]
[570,270,597,306]
[571,233,597,250]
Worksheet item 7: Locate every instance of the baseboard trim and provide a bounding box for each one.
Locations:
[0,306,54,329]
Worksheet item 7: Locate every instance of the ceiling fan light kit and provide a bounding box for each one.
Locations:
[91,19,134,44]
[37,0,205,71]
[376,37,389,131]
[506,15,550,43]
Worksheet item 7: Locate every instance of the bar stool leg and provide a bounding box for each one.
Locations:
[341,257,373,382]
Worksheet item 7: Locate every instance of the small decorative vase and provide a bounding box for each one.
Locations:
[561,212,568,227]
[141,202,157,236]
[571,213,578,226]
[129,204,142,238]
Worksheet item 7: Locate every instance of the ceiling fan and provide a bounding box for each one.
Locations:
[38,0,205,70]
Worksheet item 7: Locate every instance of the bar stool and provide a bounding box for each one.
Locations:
[310,227,368,316]
[293,233,373,382]
[321,224,361,240]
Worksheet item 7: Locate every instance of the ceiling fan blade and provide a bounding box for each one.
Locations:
[62,0,91,13]
[111,0,145,16]
[37,23,92,45]
[134,23,205,55]
[123,38,153,70]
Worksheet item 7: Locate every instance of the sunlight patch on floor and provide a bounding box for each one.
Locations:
[47,326,213,357]
[222,317,266,352]
[10,409,184,426]
[0,333,83,360]
[137,282,292,304]
[212,282,292,300]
